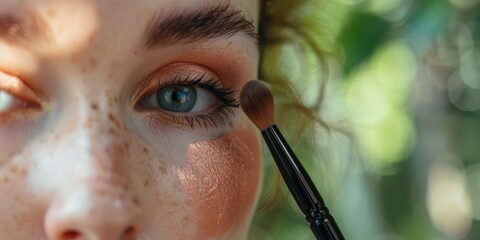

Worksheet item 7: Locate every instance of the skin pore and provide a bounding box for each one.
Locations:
[0,0,261,239]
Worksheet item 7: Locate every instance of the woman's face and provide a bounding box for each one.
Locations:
[0,0,261,239]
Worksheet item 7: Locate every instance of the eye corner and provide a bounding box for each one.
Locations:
[0,71,43,115]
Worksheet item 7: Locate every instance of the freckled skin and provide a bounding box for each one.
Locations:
[0,0,261,240]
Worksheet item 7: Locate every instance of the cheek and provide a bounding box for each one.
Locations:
[0,119,37,162]
[0,156,44,237]
[174,129,261,239]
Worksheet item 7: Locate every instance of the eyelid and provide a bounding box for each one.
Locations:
[0,71,41,105]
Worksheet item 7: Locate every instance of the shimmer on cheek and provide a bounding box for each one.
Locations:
[175,130,261,239]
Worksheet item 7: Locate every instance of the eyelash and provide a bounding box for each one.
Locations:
[138,74,239,129]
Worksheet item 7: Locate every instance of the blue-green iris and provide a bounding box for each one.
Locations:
[156,85,197,112]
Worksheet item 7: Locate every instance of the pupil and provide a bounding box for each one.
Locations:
[157,85,197,112]
[172,88,188,104]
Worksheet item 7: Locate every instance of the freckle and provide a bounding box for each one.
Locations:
[10,165,17,173]
[89,33,96,43]
[142,147,149,154]
[3,176,8,183]
[90,103,99,110]
[123,141,130,151]
[158,165,167,175]
[96,188,107,196]
[132,197,140,206]
[133,50,138,56]
[70,53,79,63]
[108,112,121,128]
[88,57,98,68]
[144,178,150,187]
[14,195,21,201]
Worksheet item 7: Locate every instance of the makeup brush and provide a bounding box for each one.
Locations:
[240,80,345,240]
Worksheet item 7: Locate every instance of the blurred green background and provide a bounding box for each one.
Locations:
[250,0,480,239]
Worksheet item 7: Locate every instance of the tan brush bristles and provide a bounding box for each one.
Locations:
[240,80,275,131]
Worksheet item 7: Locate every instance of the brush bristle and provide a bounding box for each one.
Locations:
[240,80,275,131]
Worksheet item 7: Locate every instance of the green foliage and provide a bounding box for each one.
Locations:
[338,11,389,76]
[252,0,480,239]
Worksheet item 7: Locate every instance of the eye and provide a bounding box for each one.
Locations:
[0,90,28,113]
[0,72,40,116]
[134,71,239,128]
[142,84,217,113]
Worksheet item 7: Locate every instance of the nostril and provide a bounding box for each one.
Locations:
[122,226,136,238]
[45,186,142,240]
[54,226,137,240]
[61,230,81,239]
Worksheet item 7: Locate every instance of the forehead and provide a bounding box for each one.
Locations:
[0,0,259,51]
[0,0,259,27]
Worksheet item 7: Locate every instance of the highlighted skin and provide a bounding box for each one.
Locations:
[0,0,261,239]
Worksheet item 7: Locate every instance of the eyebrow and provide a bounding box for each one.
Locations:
[143,4,258,48]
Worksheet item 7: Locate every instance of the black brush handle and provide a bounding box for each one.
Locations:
[262,125,345,240]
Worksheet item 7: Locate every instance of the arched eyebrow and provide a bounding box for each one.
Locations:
[143,4,258,48]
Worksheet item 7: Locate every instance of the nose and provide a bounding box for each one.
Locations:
[44,183,139,240]
[40,106,142,239]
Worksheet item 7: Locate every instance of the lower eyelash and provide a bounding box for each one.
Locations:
[182,104,235,129]
[144,105,235,130]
